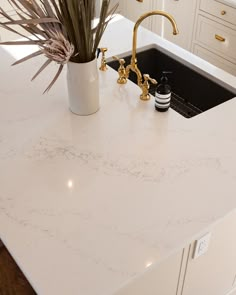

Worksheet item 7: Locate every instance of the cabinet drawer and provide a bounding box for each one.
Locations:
[200,0,236,26]
[196,15,236,62]
[193,44,236,75]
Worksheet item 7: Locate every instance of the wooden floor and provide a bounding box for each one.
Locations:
[0,245,36,295]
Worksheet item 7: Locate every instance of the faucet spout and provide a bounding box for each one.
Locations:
[131,10,179,64]
[113,11,178,100]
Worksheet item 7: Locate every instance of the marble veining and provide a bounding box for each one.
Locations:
[0,16,236,295]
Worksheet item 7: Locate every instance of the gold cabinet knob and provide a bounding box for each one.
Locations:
[221,10,226,15]
[215,34,226,42]
[136,0,143,2]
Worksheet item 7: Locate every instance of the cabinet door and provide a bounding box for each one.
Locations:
[119,0,154,30]
[182,211,236,295]
[193,44,236,76]
[97,0,120,16]
[152,0,197,50]
[114,249,183,295]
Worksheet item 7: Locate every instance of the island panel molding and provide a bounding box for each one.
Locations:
[182,210,236,295]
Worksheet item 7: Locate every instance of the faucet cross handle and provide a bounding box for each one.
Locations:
[143,74,157,85]
[140,74,157,100]
[99,47,108,71]
[112,56,128,84]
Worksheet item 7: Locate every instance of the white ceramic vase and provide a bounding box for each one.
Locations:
[67,59,99,116]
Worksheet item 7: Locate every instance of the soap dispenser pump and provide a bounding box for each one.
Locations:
[155,71,172,112]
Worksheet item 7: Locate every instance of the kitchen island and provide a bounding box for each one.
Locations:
[0,15,236,295]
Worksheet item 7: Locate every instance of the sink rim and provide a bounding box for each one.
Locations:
[107,43,236,95]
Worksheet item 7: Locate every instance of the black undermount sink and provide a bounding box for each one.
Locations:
[108,47,235,118]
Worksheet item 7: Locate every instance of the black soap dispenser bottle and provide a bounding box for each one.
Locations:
[155,71,172,112]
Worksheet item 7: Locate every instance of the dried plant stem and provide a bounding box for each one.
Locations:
[0,0,118,92]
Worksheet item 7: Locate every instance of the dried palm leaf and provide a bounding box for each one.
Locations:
[0,0,118,92]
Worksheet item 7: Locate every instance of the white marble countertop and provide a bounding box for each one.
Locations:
[0,15,236,295]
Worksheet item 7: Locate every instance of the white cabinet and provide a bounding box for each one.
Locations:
[199,0,236,26]
[155,0,198,50]
[193,44,236,76]
[182,211,236,295]
[119,0,197,50]
[115,210,236,295]
[195,15,236,62]
[192,0,236,75]
[119,0,154,30]
[114,248,184,295]
[145,0,163,35]
[118,0,164,33]
[118,0,236,75]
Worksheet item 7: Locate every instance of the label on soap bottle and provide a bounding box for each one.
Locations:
[155,92,171,110]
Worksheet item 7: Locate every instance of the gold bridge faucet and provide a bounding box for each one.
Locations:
[113,11,179,100]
